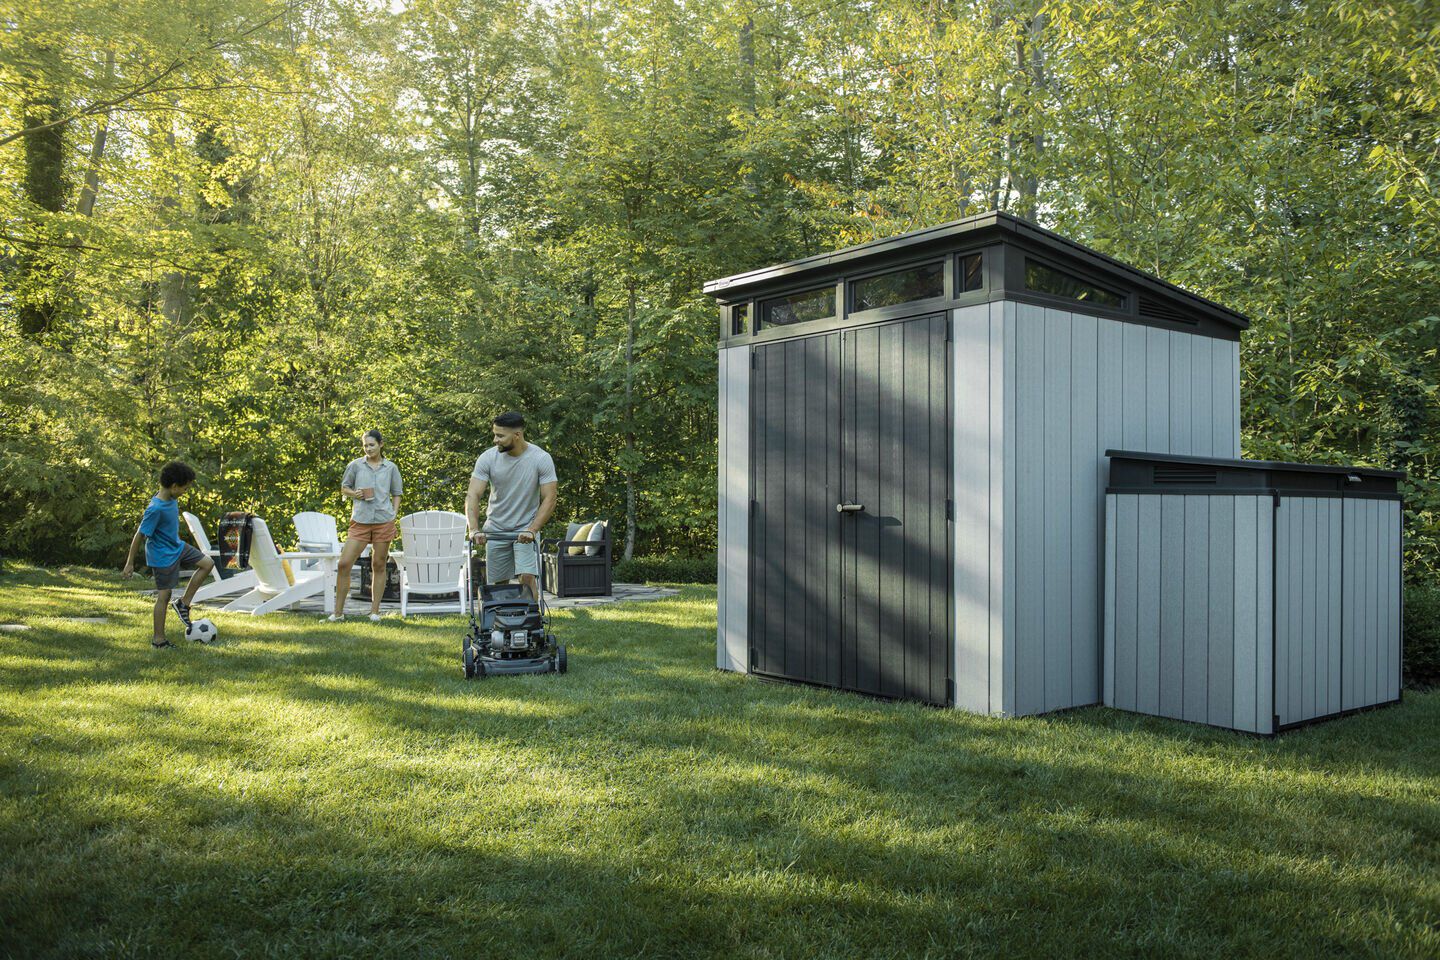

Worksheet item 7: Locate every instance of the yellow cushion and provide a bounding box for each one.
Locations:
[569,523,595,556]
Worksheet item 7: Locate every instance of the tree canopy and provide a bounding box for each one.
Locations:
[2,0,1437,575]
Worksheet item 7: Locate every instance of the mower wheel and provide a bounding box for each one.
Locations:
[463,644,476,679]
[556,645,567,674]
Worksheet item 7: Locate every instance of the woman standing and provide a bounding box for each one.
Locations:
[330,429,403,622]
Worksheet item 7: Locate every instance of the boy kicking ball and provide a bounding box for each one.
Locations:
[122,460,214,648]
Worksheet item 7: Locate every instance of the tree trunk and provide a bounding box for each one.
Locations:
[623,279,637,562]
[18,72,67,337]
[77,51,115,219]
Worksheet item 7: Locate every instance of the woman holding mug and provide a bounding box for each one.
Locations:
[330,429,403,622]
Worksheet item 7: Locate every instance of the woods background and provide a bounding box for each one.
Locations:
[2,0,1437,577]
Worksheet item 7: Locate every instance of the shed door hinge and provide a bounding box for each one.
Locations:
[946,678,955,707]
[946,499,954,521]
[749,647,757,670]
[1273,491,1281,509]
[751,350,757,368]
[946,317,953,342]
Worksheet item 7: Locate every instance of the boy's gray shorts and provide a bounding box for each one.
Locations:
[152,543,207,590]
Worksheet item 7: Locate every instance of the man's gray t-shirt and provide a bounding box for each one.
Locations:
[472,444,557,532]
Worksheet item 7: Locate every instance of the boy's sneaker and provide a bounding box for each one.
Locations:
[171,598,193,629]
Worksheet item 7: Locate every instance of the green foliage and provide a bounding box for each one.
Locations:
[0,0,1438,579]
[1403,582,1440,689]
[613,552,717,585]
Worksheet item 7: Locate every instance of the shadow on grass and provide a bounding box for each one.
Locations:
[2,574,1438,957]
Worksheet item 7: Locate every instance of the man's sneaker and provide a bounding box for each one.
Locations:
[171,598,193,629]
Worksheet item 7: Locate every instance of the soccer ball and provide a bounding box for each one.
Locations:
[186,618,218,644]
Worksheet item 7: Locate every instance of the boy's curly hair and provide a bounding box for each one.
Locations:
[159,461,195,488]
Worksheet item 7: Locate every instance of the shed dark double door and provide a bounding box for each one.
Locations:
[750,313,953,705]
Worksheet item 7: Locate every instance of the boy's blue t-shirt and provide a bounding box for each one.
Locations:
[139,496,183,568]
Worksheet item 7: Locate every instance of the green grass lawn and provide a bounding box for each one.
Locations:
[1,566,1436,959]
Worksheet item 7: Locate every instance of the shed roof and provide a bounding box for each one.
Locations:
[703,211,1250,333]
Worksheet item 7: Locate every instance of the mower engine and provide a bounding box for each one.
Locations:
[474,588,550,660]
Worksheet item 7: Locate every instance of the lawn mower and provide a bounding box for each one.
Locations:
[462,532,566,679]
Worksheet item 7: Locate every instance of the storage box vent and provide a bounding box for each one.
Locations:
[1153,465,1218,484]
[1139,296,1198,326]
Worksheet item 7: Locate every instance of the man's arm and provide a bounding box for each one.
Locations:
[465,475,488,541]
[122,525,144,578]
[521,481,558,543]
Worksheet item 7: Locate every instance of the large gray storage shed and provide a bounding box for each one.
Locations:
[707,211,1250,713]
[1104,452,1404,733]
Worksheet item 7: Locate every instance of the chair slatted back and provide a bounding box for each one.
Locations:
[398,511,467,590]
[247,518,293,594]
[292,512,340,574]
[182,512,213,554]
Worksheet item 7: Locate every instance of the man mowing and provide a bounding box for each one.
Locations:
[465,411,558,599]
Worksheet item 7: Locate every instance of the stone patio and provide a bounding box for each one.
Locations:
[195,582,677,617]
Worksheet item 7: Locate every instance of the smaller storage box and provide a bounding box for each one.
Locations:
[1103,451,1404,734]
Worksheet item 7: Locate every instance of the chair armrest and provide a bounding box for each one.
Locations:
[280,551,340,560]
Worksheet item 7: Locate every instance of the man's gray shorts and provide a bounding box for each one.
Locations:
[152,543,207,590]
[486,537,539,583]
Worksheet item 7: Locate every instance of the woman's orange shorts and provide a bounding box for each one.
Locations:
[347,520,397,545]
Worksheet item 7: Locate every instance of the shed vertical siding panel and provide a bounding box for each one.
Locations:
[1209,338,1232,457]
[717,347,748,673]
[925,314,952,705]
[1291,499,1310,724]
[1159,495,1186,719]
[1342,499,1358,711]
[1113,494,1139,711]
[1325,502,1343,715]
[1387,501,1402,701]
[783,340,804,680]
[1002,302,1018,715]
[1121,324,1148,450]
[1233,497,1260,732]
[1301,498,1317,722]
[1044,308,1073,710]
[1182,496,1210,723]
[1071,311,1100,706]
[1097,316,1125,708]
[1230,345,1242,456]
[878,323,904,697]
[1168,334,1193,453]
[1276,500,1299,725]
[1367,499,1382,705]
[1189,338,1215,456]
[1145,328,1170,452]
[852,327,881,694]
[1014,304,1047,714]
[1103,495,1117,706]
[1256,503,1275,733]
[1136,495,1163,714]
[1208,496,1235,727]
[953,305,991,712]
[715,349,729,670]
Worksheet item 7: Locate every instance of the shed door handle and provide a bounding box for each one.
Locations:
[836,503,865,514]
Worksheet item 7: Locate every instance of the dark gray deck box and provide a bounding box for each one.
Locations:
[1103,451,1404,733]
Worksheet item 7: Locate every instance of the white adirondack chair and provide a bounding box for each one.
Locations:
[221,517,338,616]
[292,511,343,575]
[183,511,259,604]
[396,510,470,616]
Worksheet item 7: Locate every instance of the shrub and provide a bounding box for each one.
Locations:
[1404,582,1440,688]
[613,553,717,584]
